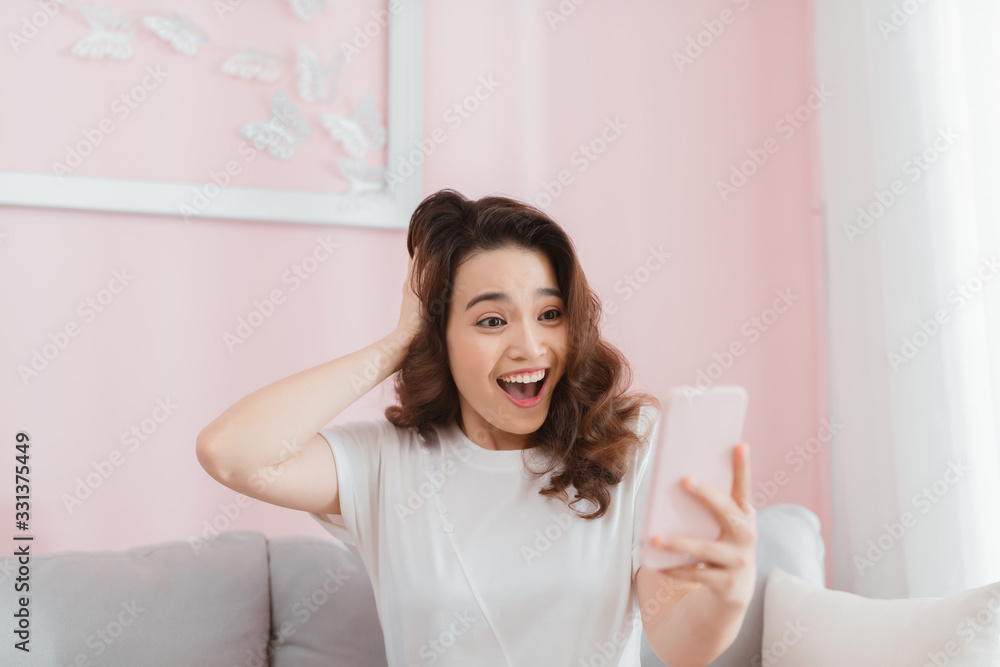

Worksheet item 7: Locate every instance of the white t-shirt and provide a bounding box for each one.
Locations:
[308,403,662,667]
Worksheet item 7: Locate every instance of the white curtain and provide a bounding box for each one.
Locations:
[815,0,1000,598]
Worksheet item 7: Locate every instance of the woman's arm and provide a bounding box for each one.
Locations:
[638,445,758,667]
[638,566,748,667]
[195,329,412,506]
[195,253,423,515]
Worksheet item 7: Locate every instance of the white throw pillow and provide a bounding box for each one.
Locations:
[761,567,1000,667]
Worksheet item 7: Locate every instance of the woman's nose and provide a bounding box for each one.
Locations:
[509,322,545,359]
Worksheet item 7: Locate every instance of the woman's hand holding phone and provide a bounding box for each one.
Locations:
[649,442,758,610]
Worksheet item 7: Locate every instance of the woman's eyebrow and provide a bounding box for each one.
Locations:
[464,287,562,311]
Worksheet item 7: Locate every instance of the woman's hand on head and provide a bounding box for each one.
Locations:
[395,252,424,344]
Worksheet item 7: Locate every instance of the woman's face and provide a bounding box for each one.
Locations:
[445,246,569,449]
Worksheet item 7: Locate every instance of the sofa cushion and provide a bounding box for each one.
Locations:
[762,567,1000,666]
[268,535,388,667]
[0,530,271,667]
[640,503,826,667]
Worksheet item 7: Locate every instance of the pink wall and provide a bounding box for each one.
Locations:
[1,0,830,583]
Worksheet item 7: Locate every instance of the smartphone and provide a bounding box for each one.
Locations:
[639,385,749,570]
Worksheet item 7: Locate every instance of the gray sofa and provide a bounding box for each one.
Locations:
[0,504,824,666]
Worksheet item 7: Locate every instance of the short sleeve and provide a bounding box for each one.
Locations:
[631,404,662,581]
[307,418,394,568]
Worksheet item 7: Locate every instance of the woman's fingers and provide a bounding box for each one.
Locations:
[731,443,753,514]
[680,476,747,539]
[653,535,747,569]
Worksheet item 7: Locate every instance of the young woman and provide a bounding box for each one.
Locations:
[196,189,757,667]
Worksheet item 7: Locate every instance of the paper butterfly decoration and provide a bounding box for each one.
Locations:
[71,4,135,60]
[318,93,387,159]
[295,45,344,103]
[337,156,386,194]
[142,12,208,55]
[222,52,281,82]
[285,0,326,22]
[239,89,311,160]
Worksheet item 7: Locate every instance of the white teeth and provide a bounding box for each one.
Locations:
[499,370,546,383]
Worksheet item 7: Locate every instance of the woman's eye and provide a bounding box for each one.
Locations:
[477,310,561,328]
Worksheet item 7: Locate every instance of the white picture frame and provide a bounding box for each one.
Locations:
[0,1,423,230]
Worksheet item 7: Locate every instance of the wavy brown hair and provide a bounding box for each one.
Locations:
[384,189,659,520]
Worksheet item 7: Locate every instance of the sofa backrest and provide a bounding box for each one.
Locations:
[266,535,387,667]
[0,530,272,666]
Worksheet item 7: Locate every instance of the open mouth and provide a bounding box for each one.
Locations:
[496,369,548,402]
